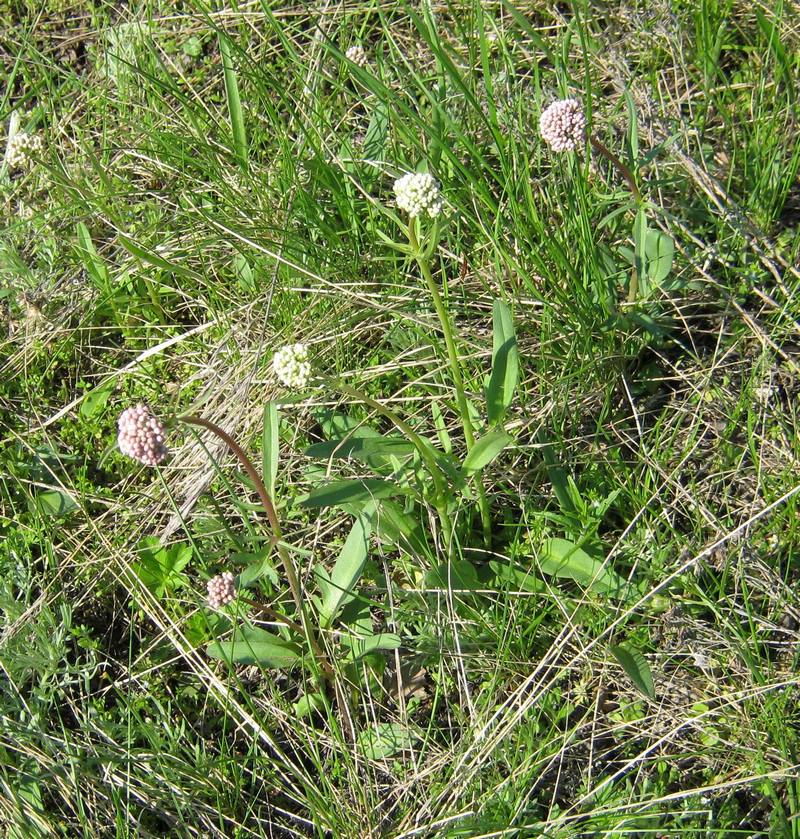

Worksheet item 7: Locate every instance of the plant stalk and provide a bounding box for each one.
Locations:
[179,415,329,673]
[407,220,492,546]
[589,134,641,203]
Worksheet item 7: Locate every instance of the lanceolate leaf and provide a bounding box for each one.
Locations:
[610,643,655,699]
[76,222,111,290]
[300,479,406,509]
[538,538,628,598]
[632,208,649,298]
[305,436,415,461]
[486,299,519,425]
[371,499,430,557]
[207,627,301,668]
[317,511,373,628]
[461,430,513,477]
[645,228,674,287]
[262,402,279,497]
[357,722,415,760]
[341,632,401,661]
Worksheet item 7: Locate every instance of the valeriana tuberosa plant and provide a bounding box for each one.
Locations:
[540,97,674,312]
[116,401,335,709]
[392,171,495,547]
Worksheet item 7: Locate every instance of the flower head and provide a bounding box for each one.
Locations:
[207,572,236,608]
[345,44,368,68]
[273,343,311,389]
[4,131,44,171]
[393,172,443,218]
[539,98,586,152]
[117,404,168,466]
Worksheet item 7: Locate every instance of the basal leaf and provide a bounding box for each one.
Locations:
[33,489,78,518]
[300,479,405,509]
[341,632,401,661]
[357,722,415,760]
[645,229,674,287]
[538,538,628,598]
[371,499,430,557]
[425,560,480,591]
[76,222,110,290]
[305,436,415,461]
[206,627,301,668]
[610,643,655,699]
[489,560,546,593]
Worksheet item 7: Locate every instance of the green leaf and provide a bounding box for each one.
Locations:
[357,722,415,760]
[317,511,372,628]
[218,33,248,171]
[489,560,546,593]
[362,101,389,166]
[341,632,401,661]
[75,222,110,290]
[234,547,278,588]
[305,436,415,461]
[300,479,406,509]
[610,643,655,699]
[425,560,480,591]
[233,252,255,292]
[206,627,301,668]
[262,402,279,497]
[80,380,113,419]
[538,538,628,598]
[431,401,452,453]
[371,499,429,557]
[644,229,674,287]
[293,691,327,718]
[486,299,519,425]
[461,430,513,477]
[632,208,649,298]
[33,489,78,518]
[624,89,639,161]
[182,35,203,57]
[117,234,196,279]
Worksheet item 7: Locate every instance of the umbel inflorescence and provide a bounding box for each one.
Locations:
[207,572,236,608]
[539,98,586,152]
[273,343,311,389]
[117,404,168,466]
[345,44,368,68]
[4,131,43,170]
[393,172,443,218]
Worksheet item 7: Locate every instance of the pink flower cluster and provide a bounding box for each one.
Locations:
[539,98,586,152]
[207,572,236,608]
[117,404,168,466]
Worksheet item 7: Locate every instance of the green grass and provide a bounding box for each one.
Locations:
[1,0,799,836]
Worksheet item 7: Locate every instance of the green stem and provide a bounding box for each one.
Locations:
[179,414,329,675]
[408,220,492,546]
[588,136,642,303]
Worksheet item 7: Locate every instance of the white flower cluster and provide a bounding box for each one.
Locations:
[345,44,368,68]
[539,98,586,152]
[393,172,443,218]
[207,572,236,608]
[117,404,168,466]
[273,343,311,389]
[5,131,44,170]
